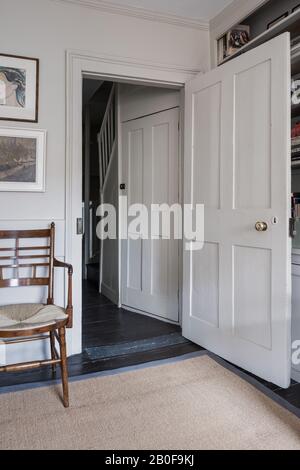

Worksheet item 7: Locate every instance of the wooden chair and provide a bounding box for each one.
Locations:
[0,223,73,407]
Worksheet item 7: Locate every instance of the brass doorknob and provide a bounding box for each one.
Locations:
[255,221,268,232]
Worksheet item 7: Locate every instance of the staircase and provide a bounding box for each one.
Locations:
[97,84,117,293]
[97,84,116,193]
[83,82,116,284]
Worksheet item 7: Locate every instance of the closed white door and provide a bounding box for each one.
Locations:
[183,33,291,387]
[122,108,179,322]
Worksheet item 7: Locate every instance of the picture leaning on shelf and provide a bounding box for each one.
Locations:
[217,25,250,64]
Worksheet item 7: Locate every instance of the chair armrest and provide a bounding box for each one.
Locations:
[53,258,73,328]
[53,258,73,275]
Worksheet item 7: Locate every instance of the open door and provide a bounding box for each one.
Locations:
[182,33,291,388]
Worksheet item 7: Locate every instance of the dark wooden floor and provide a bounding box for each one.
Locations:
[1,281,300,414]
[0,281,200,388]
[82,281,186,348]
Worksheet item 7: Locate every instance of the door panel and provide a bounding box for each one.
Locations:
[193,82,221,210]
[122,108,179,322]
[233,245,272,349]
[127,238,142,291]
[191,242,220,328]
[234,60,272,210]
[128,129,143,206]
[183,33,291,387]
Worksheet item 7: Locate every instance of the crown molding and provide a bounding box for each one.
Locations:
[52,0,209,31]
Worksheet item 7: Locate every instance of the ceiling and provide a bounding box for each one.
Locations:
[102,0,234,21]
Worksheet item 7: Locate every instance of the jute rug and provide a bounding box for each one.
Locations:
[1,355,300,450]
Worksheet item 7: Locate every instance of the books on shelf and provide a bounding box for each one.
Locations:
[292,134,300,159]
[292,193,300,218]
[292,74,300,106]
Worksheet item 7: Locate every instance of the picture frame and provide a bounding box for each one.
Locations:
[0,53,39,122]
[0,127,46,192]
[225,25,250,58]
[267,12,289,30]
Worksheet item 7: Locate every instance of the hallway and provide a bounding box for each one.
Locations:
[82,280,199,359]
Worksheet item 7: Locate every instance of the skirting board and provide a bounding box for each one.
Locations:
[101,282,119,305]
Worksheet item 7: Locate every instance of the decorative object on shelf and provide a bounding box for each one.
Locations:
[0,127,46,192]
[291,118,300,159]
[225,25,250,58]
[291,35,300,49]
[0,54,39,122]
[267,12,289,30]
[292,74,300,106]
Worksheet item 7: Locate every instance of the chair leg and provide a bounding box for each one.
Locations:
[50,331,56,375]
[58,327,69,408]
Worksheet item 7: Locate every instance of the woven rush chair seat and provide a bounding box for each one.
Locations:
[0,304,68,332]
[0,223,73,407]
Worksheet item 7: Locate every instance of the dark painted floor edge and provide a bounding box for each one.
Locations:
[0,351,206,396]
[1,349,300,422]
[208,352,300,419]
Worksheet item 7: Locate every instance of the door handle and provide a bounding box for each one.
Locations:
[255,221,268,232]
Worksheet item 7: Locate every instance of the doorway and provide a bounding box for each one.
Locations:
[81,78,185,360]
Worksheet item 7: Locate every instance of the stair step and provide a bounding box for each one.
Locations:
[87,263,99,283]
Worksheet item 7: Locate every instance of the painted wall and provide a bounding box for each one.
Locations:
[119,85,180,122]
[0,0,209,363]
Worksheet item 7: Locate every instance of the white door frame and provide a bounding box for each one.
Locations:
[65,49,200,356]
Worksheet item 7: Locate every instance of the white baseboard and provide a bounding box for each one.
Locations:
[101,282,119,305]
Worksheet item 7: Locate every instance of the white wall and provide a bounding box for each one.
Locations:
[119,85,180,122]
[0,0,209,362]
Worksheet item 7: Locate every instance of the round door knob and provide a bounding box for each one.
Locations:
[255,221,268,232]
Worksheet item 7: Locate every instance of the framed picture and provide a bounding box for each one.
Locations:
[0,127,46,192]
[267,12,289,29]
[226,25,250,57]
[0,54,39,122]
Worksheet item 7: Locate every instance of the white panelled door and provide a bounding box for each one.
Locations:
[122,108,179,322]
[183,33,291,387]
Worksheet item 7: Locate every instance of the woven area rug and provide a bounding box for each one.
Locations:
[1,355,300,450]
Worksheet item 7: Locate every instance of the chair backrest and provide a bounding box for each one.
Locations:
[0,223,55,303]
